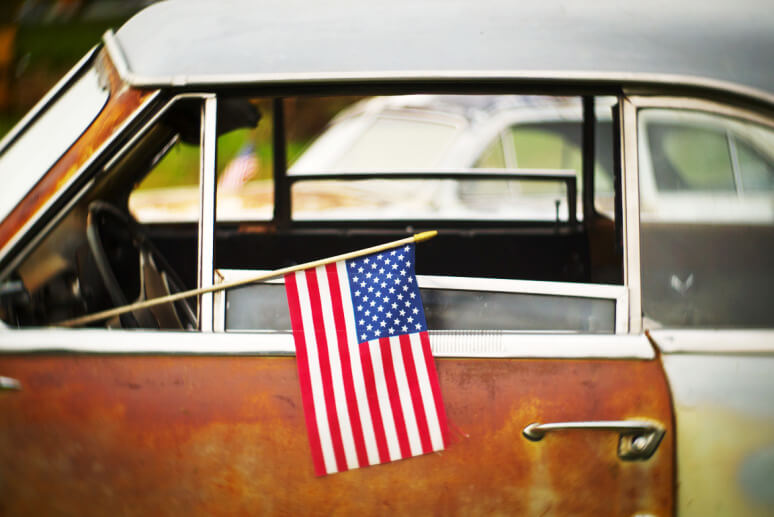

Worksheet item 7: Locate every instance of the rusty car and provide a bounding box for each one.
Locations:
[0,0,773,515]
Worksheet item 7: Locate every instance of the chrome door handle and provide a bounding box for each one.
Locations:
[523,420,665,461]
[0,376,21,391]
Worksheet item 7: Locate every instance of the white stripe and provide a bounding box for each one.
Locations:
[294,271,337,474]
[315,265,358,470]
[389,336,423,456]
[368,339,402,461]
[410,332,444,451]
[336,260,380,465]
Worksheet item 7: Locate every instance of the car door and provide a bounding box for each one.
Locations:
[0,91,675,516]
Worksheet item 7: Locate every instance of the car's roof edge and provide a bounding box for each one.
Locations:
[103,30,774,108]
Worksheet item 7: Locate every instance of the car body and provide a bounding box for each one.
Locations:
[0,0,772,515]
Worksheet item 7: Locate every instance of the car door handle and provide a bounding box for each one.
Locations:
[0,376,21,391]
[522,419,665,461]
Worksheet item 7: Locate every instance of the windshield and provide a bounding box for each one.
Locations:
[0,64,109,222]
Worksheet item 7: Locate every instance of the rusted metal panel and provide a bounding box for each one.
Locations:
[0,354,673,515]
[0,49,155,251]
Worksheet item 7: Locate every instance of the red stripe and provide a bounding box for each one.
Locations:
[359,343,391,464]
[284,273,326,476]
[399,334,433,454]
[305,269,348,473]
[379,337,412,459]
[325,263,369,468]
[420,331,450,447]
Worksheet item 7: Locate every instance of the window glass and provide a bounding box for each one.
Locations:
[638,108,774,328]
[0,65,109,222]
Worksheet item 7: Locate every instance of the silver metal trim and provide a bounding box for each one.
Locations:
[621,96,642,334]
[101,31,774,106]
[0,46,99,156]
[0,90,162,279]
[522,419,665,460]
[0,328,655,359]
[198,96,217,331]
[625,95,774,130]
[0,375,21,391]
[648,329,774,354]
[215,269,629,334]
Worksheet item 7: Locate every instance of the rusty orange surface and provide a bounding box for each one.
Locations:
[0,49,155,251]
[0,355,673,516]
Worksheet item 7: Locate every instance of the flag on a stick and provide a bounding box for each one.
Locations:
[284,242,449,476]
[218,143,258,191]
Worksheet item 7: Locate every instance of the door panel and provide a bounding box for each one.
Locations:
[0,351,673,516]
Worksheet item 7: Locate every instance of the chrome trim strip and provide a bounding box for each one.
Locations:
[0,329,655,359]
[0,375,21,391]
[101,31,774,106]
[0,46,99,155]
[216,269,629,334]
[198,96,217,331]
[625,96,774,129]
[621,96,642,333]
[649,329,774,354]
[0,90,162,279]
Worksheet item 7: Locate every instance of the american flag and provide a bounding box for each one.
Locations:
[284,243,449,476]
[218,143,258,191]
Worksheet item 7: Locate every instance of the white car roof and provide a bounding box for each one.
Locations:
[112,0,774,104]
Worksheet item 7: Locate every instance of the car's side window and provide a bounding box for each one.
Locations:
[212,93,627,335]
[638,107,774,328]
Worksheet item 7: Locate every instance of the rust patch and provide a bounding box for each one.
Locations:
[0,49,156,251]
[0,354,673,516]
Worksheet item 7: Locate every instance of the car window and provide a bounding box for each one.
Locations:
[638,108,774,328]
[0,65,109,222]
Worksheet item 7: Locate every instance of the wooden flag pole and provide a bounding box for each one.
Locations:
[57,231,438,328]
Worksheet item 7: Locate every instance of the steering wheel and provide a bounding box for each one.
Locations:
[86,200,198,329]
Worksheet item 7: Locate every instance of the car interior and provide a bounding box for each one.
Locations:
[0,91,624,331]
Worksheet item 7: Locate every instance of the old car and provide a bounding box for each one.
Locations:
[0,0,772,515]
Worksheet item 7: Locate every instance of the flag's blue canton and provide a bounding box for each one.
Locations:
[347,243,427,343]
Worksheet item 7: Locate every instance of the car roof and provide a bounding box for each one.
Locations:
[112,0,774,104]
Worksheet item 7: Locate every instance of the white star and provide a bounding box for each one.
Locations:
[391,303,398,309]
[362,295,368,302]
[365,310,371,316]
[402,325,409,332]
[389,327,395,334]
[394,319,401,325]
[410,292,416,299]
[412,308,418,314]
[381,281,387,288]
[407,277,413,284]
[415,323,422,330]
[404,245,410,252]
[375,291,381,297]
[392,263,398,270]
[357,305,363,311]
[397,294,403,300]
[391,250,396,256]
[374,329,381,336]
[371,263,377,269]
[395,278,401,285]
[407,316,414,323]
[386,273,393,279]
[359,319,365,325]
[353,277,359,283]
[350,262,356,268]
[400,309,406,316]
[400,270,406,276]
[405,301,411,307]
[377,305,384,312]
[370,300,376,307]
[358,267,364,273]
[364,258,370,264]
[402,285,408,291]
[366,324,373,331]
[368,286,374,292]
[379,268,385,274]
[380,320,386,327]
[355,290,361,296]
[398,254,404,261]
[389,287,395,294]
[372,315,378,321]
[406,261,411,267]
[385,259,391,265]
[386,312,392,318]
[360,281,366,288]
[366,272,372,279]
[383,297,389,303]
[377,254,383,260]
[361,333,367,340]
